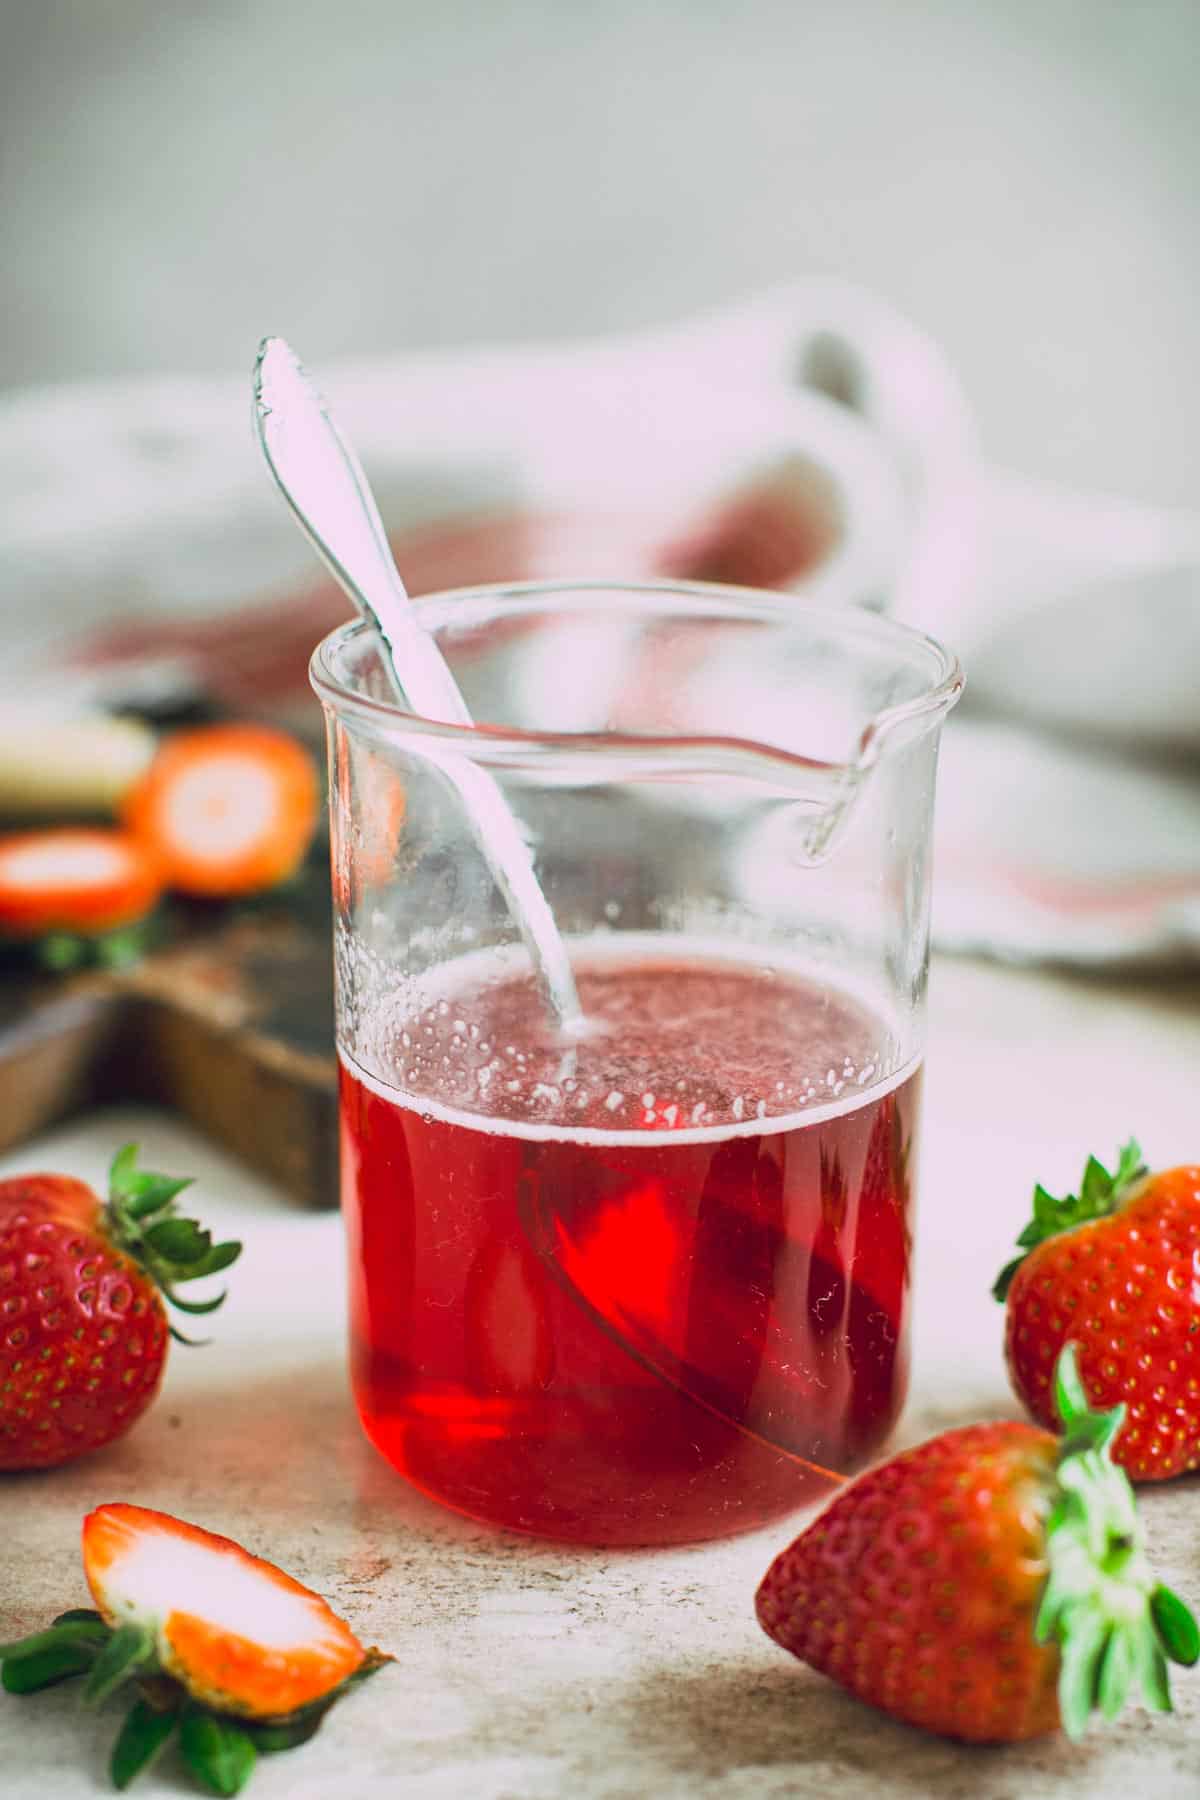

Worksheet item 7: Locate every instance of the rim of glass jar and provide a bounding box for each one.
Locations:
[309,578,963,773]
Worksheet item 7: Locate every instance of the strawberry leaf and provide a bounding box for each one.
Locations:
[111,1695,181,1790]
[1058,1613,1108,1739]
[1097,1626,1135,1720]
[144,1218,211,1262]
[1053,1343,1124,1459]
[1079,1156,1112,1209]
[108,1143,142,1194]
[992,1256,1025,1302]
[37,932,89,972]
[0,1615,111,1668]
[992,1141,1146,1302]
[2,1640,100,1693]
[1152,1585,1200,1667]
[179,1710,257,1798]
[123,1176,196,1220]
[178,1242,242,1281]
[161,1287,229,1316]
[1040,1343,1198,1737]
[1134,1631,1173,1713]
[83,1623,155,1707]
[30,920,159,975]
[102,1144,241,1333]
[168,1324,211,1348]
[239,1708,329,1754]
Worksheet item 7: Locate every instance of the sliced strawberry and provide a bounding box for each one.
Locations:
[122,724,318,899]
[0,826,163,938]
[1,1505,390,1796]
[83,1504,368,1720]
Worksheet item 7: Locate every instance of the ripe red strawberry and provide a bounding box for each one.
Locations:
[994,1141,1200,1480]
[0,1146,240,1470]
[756,1347,1198,1743]
[0,1503,390,1794]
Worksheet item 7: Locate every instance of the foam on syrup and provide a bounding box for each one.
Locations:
[341,933,918,1148]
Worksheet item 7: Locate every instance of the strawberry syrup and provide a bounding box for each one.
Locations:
[339,944,918,1545]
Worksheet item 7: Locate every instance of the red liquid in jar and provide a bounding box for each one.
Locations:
[339,946,919,1545]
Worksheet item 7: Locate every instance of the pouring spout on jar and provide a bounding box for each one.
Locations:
[789,646,966,861]
[659,618,964,868]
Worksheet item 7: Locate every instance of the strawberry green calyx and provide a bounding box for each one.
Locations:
[1039,1344,1199,1737]
[0,1609,110,1693]
[992,1140,1147,1303]
[0,1612,390,1795]
[102,1144,242,1343]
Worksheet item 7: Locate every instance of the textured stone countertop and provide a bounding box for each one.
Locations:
[2,955,1198,1799]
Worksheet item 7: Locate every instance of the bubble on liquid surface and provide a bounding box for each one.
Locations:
[353,936,902,1136]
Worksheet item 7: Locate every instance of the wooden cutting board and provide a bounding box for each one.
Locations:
[0,872,338,1209]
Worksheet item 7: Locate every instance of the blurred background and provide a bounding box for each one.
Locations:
[2,0,1199,504]
[2,0,1199,977]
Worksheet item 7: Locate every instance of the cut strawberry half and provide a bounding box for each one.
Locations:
[122,724,318,899]
[0,827,163,937]
[83,1504,369,1719]
[1,1504,389,1795]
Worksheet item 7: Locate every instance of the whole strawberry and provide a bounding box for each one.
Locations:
[0,1146,240,1470]
[994,1141,1200,1480]
[756,1347,1197,1743]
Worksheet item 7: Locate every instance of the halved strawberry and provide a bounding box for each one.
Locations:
[122,724,318,899]
[1,1504,389,1795]
[83,1504,368,1719]
[0,827,163,937]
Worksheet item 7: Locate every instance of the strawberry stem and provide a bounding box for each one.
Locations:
[992,1141,1146,1302]
[1038,1344,1198,1737]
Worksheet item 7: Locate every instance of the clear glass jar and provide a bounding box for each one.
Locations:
[313,581,961,1545]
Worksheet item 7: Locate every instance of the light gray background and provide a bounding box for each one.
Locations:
[1,1,1197,506]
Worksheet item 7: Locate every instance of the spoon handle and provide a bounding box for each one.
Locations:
[253,338,470,725]
[253,337,583,1038]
